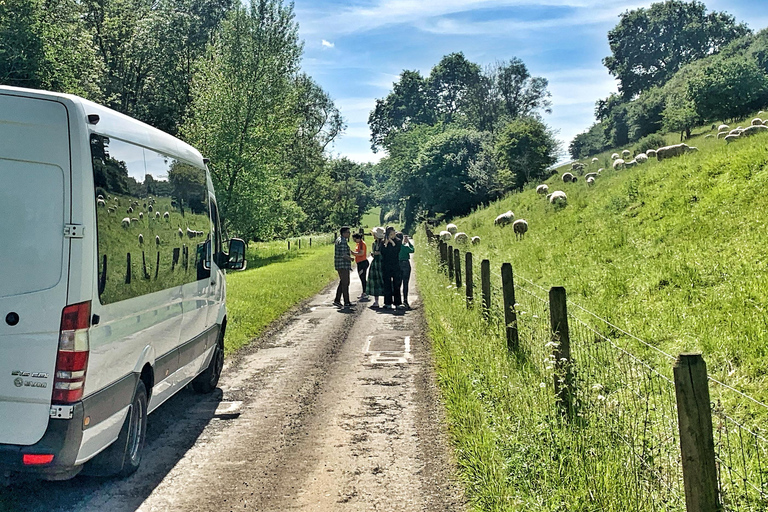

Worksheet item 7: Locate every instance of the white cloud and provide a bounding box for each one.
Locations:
[321,39,335,48]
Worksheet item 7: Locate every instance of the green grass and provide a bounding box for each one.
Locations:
[361,207,382,229]
[419,111,768,510]
[223,242,337,354]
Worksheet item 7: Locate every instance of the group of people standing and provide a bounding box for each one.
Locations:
[333,225,414,310]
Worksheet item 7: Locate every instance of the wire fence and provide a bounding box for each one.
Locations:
[431,234,768,511]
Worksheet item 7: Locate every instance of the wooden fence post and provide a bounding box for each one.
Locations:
[309,237,312,247]
[288,240,291,251]
[481,259,491,320]
[447,245,454,280]
[501,263,519,352]
[465,252,474,308]
[155,252,160,279]
[673,354,721,512]
[125,253,131,284]
[439,241,447,271]
[298,239,301,249]
[549,287,573,420]
[454,249,462,288]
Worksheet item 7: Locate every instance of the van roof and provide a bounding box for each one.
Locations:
[0,86,206,168]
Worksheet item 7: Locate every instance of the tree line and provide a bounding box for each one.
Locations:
[0,0,375,240]
[368,53,559,232]
[571,0,768,159]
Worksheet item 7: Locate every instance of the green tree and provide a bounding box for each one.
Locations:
[368,70,435,151]
[569,123,608,160]
[495,118,558,190]
[688,57,768,122]
[604,0,749,98]
[428,52,481,125]
[182,0,303,240]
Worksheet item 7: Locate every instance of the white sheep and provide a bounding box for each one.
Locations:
[148,205,153,212]
[471,236,481,245]
[717,131,729,139]
[622,149,631,158]
[186,228,196,238]
[718,124,729,132]
[741,125,768,137]
[494,210,514,227]
[597,168,604,175]
[729,129,743,136]
[121,217,131,228]
[625,159,638,168]
[130,217,139,224]
[586,176,595,186]
[155,211,161,219]
[127,207,133,214]
[439,230,452,241]
[454,232,469,244]
[613,159,625,170]
[107,207,115,214]
[446,223,458,235]
[97,198,106,207]
[155,235,160,246]
[646,149,657,158]
[97,194,104,201]
[725,134,740,143]
[512,219,528,239]
[536,184,549,195]
[139,212,144,220]
[164,211,170,220]
[635,153,649,164]
[752,118,764,126]
[591,157,599,164]
[611,153,620,160]
[138,234,144,245]
[562,172,574,183]
[548,191,567,206]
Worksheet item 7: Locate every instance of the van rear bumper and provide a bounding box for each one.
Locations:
[0,402,85,480]
[0,372,139,480]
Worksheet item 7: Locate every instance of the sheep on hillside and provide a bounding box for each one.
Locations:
[446,223,458,235]
[178,228,184,238]
[121,217,131,228]
[494,210,514,227]
[741,125,768,137]
[97,198,106,207]
[622,149,631,158]
[597,168,604,175]
[586,176,595,186]
[155,211,161,219]
[591,157,599,164]
[139,212,144,220]
[536,184,549,195]
[512,219,528,240]
[548,191,567,206]
[148,205,153,212]
[130,217,139,224]
[155,235,160,246]
[635,153,649,164]
[752,118,764,126]
[585,172,597,180]
[471,236,481,245]
[725,134,740,143]
[717,131,729,139]
[718,124,729,132]
[454,232,469,244]
[613,159,625,170]
[571,162,586,174]
[611,153,620,160]
[729,129,744,136]
[127,207,133,214]
[164,211,170,220]
[656,144,689,161]
[439,230,452,241]
[138,234,144,245]
[625,159,638,168]
[562,172,574,183]
[646,149,657,158]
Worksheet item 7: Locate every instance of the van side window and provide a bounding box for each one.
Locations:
[210,197,223,266]
[91,135,211,304]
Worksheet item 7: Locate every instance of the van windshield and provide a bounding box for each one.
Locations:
[0,159,65,298]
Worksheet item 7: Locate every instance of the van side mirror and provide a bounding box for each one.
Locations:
[227,238,247,270]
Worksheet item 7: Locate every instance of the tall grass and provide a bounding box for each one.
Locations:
[224,243,336,354]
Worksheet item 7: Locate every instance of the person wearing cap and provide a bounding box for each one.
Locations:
[333,226,355,308]
[366,227,385,308]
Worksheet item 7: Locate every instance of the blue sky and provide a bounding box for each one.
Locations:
[293,1,768,163]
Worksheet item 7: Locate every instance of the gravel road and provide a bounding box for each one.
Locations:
[1,265,465,512]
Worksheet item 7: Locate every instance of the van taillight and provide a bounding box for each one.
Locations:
[52,301,91,404]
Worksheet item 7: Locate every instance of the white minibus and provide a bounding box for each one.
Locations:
[0,86,246,480]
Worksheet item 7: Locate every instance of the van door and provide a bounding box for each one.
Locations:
[0,94,71,445]
[207,197,225,328]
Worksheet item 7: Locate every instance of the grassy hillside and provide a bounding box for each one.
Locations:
[441,115,768,403]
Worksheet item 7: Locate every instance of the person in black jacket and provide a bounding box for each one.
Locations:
[380,226,403,310]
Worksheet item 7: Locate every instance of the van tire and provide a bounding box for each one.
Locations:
[83,380,148,478]
[192,332,224,394]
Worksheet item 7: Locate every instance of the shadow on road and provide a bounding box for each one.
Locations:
[0,386,223,512]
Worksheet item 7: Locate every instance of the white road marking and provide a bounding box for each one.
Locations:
[364,335,412,364]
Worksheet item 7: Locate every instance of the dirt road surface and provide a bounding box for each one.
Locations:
[1,266,465,512]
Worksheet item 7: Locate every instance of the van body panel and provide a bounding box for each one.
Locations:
[0,86,230,478]
[0,93,71,446]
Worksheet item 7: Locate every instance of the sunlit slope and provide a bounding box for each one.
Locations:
[447,130,768,396]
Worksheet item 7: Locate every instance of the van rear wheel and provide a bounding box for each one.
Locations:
[83,380,148,477]
[192,333,224,394]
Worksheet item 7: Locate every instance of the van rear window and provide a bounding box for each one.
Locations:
[90,135,211,304]
[0,159,65,298]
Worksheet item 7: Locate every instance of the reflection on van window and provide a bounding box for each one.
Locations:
[91,135,211,305]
